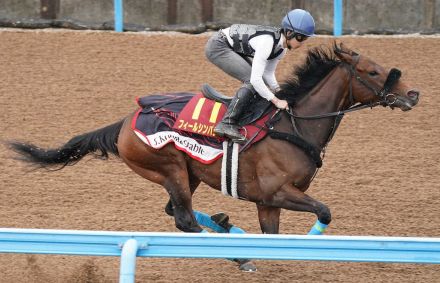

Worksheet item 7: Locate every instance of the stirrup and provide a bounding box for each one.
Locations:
[214,123,245,143]
[230,135,247,144]
[214,122,230,137]
[213,128,225,137]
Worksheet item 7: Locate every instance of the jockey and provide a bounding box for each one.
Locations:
[205,9,315,144]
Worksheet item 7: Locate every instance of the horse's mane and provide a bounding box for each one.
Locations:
[277,44,341,104]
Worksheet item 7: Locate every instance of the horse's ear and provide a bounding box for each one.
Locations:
[334,42,347,54]
[333,42,344,56]
[334,42,354,63]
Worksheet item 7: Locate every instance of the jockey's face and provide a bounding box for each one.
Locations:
[285,31,307,50]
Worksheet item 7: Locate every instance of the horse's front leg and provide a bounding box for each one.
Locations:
[268,183,332,233]
[256,205,281,234]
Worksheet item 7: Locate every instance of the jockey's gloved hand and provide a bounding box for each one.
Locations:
[271,97,289,109]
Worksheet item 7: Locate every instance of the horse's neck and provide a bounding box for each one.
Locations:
[290,66,350,149]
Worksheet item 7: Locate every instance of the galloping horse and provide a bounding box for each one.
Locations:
[9,43,419,238]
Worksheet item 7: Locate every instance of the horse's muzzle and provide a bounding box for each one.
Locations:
[407,89,420,104]
[392,89,420,111]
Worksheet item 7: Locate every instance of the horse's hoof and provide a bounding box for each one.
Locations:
[236,259,257,272]
[211,212,233,231]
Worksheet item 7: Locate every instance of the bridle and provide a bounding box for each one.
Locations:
[286,53,402,120]
[347,54,402,107]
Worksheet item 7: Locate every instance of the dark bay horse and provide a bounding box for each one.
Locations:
[9,43,419,238]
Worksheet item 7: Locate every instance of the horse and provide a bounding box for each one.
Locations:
[9,43,419,268]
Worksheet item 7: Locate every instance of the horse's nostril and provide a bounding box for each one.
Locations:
[407,90,419,100]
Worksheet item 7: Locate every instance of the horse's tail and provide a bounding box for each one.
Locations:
[8,119,125,170]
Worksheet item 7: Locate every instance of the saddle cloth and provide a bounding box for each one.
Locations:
[132,92,274,164]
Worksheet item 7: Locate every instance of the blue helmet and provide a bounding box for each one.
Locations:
[281,9,315,37]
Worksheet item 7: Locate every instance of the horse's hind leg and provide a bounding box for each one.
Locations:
[164,175,203,233]
[165,170,200,216]
[124,158,203,232]
[118,121,203,233]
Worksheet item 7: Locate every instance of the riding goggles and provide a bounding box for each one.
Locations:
[293,33,309,42]
[286,31,309,42]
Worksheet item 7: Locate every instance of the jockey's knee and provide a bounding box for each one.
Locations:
[316,203,331,225]
[242,82,255,93]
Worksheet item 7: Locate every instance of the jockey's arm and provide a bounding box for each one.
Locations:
[263,56,283,92]
[249,35,276,101]
[250,35,288,109]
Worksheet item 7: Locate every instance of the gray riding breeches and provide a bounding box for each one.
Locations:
[205,31,254,91]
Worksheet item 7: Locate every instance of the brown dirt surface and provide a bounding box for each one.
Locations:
[0,29,439,282]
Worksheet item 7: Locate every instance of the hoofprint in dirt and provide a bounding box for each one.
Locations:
[0,29,439,282]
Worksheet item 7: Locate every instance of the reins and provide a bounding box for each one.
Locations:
[285,102,379,120]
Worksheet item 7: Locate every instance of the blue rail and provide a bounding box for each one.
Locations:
[114,0,124,32]
[1,228,440,282]
[334,0,343,36]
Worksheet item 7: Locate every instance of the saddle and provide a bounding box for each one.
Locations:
[133,89,277,164]
[201,84,273,126]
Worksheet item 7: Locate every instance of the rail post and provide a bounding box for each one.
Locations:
[114,0,124,32]
[119,238,139,283]
[334,0,343,36]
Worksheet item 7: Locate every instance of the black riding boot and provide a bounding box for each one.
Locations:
[214,87,254,144]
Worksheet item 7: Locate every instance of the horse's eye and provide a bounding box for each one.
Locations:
[369,71,378,76]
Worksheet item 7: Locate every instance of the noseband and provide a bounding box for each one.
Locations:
[347,55,402,107]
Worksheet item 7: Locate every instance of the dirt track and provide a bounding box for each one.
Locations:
[0,29,439,282]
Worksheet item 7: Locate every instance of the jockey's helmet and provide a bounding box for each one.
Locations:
[281,9,315,37]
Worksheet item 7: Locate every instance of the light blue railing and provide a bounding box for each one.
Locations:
[1,228,440,283]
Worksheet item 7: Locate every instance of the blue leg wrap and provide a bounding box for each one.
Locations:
[229,226,246,234]
[193,210,227,233]
[308,219,328,235]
